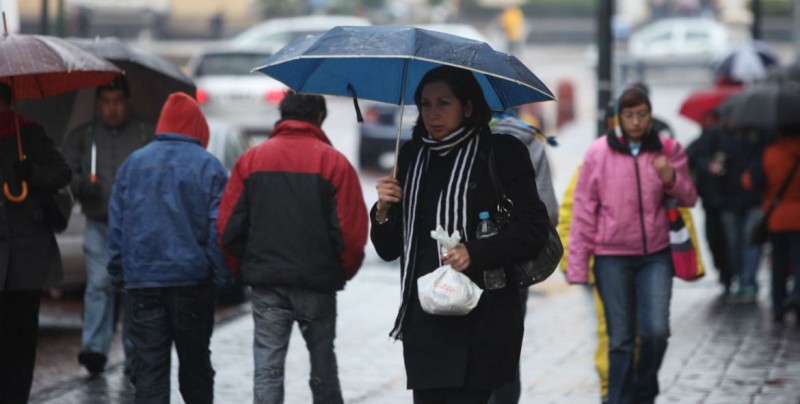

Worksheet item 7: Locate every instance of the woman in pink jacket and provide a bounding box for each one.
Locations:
[566,87,697,404]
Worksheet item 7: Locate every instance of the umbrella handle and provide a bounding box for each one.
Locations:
[3,180,28,203]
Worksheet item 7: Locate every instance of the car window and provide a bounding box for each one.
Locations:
[685,29,711,43]
[195,53,270,76]
[644,30,672,46]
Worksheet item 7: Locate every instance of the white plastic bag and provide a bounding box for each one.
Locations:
[417,226,483,316]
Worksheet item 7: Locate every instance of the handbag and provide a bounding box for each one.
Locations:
[748,157,800,246]
[487,147,563,288]
[39,185,74,233]
[662,139,703,281]
[666,199,703,281]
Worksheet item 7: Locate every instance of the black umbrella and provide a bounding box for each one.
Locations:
[719,81,800,129]
[17,37,195,145]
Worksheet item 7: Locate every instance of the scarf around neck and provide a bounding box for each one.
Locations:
[392,126,481,339]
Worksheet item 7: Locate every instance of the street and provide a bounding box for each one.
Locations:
[28,42,800,403]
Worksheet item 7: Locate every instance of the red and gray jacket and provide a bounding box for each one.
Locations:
[216,119,368,292]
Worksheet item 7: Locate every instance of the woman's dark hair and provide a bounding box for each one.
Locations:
[279,91,327,124]
[411,66,492,140]
[617,86,651,112]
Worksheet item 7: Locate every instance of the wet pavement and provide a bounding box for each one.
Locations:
[29,256,800,404]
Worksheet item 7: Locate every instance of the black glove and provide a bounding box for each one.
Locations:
[14,159,32,183]
[78,181,103,204]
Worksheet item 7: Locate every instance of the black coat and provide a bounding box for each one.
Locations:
[370,128,550,390]
[686,125,773,212]
[0,121,72,291]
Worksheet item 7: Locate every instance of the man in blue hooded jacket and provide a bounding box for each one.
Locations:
[107,92,231,404]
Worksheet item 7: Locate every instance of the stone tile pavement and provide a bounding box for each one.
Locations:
[30,251,800,403]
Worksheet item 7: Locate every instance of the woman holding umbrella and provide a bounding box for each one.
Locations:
[371,66,550,403]
[0,82,72,403]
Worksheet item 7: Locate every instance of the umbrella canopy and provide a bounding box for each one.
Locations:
[719,81,800,129]
[678,84,742,126]
[0,33,119,202]
[711,41,780,83]
[0,34,120,99]
[254,25,555,111]
[765,62,800,84]
[17,37,195,144]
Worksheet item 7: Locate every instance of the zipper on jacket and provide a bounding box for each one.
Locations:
[632,156,648,255]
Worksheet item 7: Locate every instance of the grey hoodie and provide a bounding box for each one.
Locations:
[491,117,559,226]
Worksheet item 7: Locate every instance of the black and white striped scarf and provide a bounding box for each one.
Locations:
[395,127,482,325]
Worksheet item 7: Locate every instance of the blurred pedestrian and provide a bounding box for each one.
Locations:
[686,109,733,293]
[488,110,558,404]
[107,92,230,404]
[689,115,771,300]
[0,82,72,403]
[217,91,368,404]
[372,66,550,403]
[566,87,697,404]
[743,123,800,323]
[498,5,525,56]
[63,75,153,375]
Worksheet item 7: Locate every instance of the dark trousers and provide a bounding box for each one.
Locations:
[704,208,731,289]
[127,285,215,404]
[488,287,528,403]
[770,232,800,319]
[413,387,492,404]
[0,290,41,404]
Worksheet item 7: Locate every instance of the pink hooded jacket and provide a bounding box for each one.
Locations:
[566,134,697,283]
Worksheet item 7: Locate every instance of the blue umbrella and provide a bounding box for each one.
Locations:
[254,25,555,176]
[253,25,555,112]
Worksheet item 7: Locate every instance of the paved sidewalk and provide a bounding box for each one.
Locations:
[30,252,800,404]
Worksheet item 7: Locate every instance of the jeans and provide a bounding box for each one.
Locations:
[251,286,342,404]
[720,208,763,291]
[594,250,673,404]
[82,219,134,363]
[769,232,800,318]
[0,290,40,404]
[127,285,215,404]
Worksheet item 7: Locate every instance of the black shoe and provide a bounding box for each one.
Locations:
[783,296,800,311]
[78,350,107,374]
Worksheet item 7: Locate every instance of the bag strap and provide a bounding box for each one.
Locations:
[764,157,800,218]
[487,145,515,220]
[487,146,505,201]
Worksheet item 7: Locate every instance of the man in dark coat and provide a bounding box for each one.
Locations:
[62,76,153,374]
[0,83,72,403]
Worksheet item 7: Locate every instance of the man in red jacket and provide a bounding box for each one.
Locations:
[217,91,368,404]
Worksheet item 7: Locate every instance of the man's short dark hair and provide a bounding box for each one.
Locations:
[279,91,326,123]
[96,75,130,98]
[0,82,12,105]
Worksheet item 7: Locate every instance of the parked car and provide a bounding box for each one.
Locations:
[56,118,250,294]
[186,45,286,145]
[228,15,372,49]
[358,23,491,171]
[627,18,730,63]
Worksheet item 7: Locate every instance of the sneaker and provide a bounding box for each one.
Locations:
[78,350,107,374]
[740,286,758,303]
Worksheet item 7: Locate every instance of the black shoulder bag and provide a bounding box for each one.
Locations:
[487,147,563,288]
